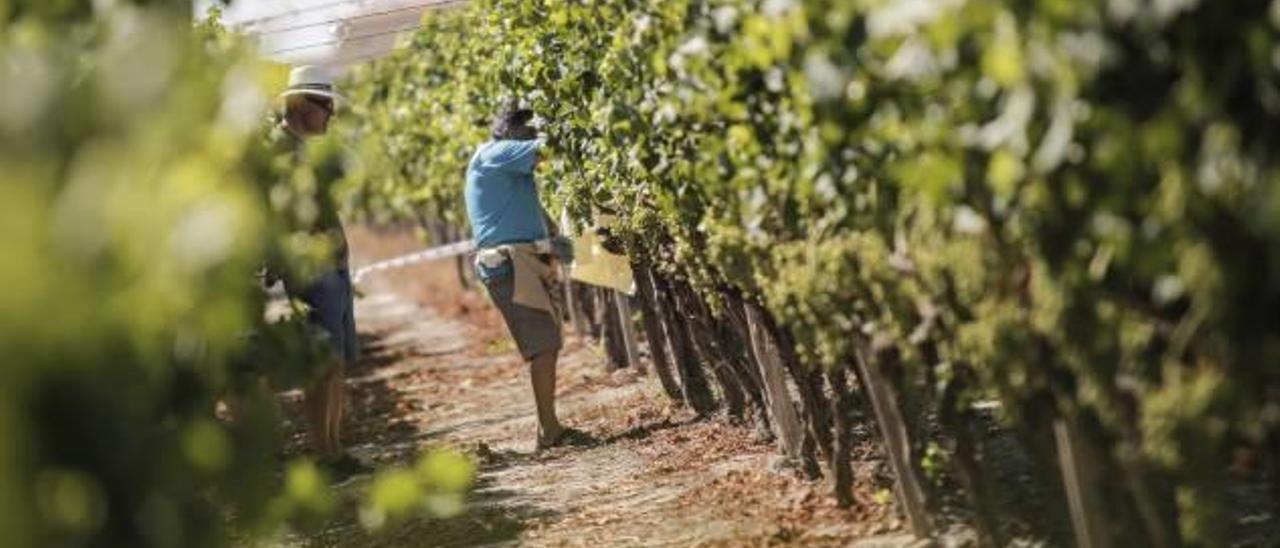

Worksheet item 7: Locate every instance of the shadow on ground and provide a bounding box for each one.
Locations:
[292,474,552,548]
[274,325,559,548]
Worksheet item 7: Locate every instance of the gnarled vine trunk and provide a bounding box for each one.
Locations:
[652,273,716,416]
[632,265,683,402]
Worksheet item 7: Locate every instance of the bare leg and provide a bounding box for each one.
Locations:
[305,364,343,458]
[303,376,329,456]
[326,361,346,455]
[530,349,563,444]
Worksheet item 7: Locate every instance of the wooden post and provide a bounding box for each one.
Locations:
[1054,418,1112,548]
[599,287,627,370]
[558,209,585,333]
[744,302,805,462]
[613,290,643,372]
[578,282,601,341]
[565,275,587,335]
[853,340,933,538]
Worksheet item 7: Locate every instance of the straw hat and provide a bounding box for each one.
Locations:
[278,65,346,103]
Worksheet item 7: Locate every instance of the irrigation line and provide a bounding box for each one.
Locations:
[353,239,476,284]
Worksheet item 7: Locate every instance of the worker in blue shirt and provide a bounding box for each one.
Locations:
[464,100,588,451]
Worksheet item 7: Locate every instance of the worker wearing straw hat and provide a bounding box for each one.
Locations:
[279,65,344,135]
[271,65,369,480]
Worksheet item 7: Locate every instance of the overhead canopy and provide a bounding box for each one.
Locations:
[195,0,465,69]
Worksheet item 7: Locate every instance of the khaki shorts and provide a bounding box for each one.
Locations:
[481,269,563,360]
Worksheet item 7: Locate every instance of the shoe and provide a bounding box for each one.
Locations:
[536,427,596,452]
[320,453,374,483]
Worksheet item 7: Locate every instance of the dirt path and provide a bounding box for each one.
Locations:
[276,229,921,547]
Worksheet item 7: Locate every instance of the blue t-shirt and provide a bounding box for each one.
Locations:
[464,139,548,278]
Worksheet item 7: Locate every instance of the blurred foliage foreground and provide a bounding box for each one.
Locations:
[0,2,472,547]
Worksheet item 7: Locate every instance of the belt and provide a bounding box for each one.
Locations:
[476,238,552,268]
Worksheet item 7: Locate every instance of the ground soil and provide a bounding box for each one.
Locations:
[264,226,933,547]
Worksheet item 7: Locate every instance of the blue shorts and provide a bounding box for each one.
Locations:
[297,269,359,363]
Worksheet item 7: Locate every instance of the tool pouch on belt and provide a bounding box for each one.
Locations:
[476,242,564,321]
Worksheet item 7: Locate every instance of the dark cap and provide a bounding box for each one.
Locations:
[492,98,537,140]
